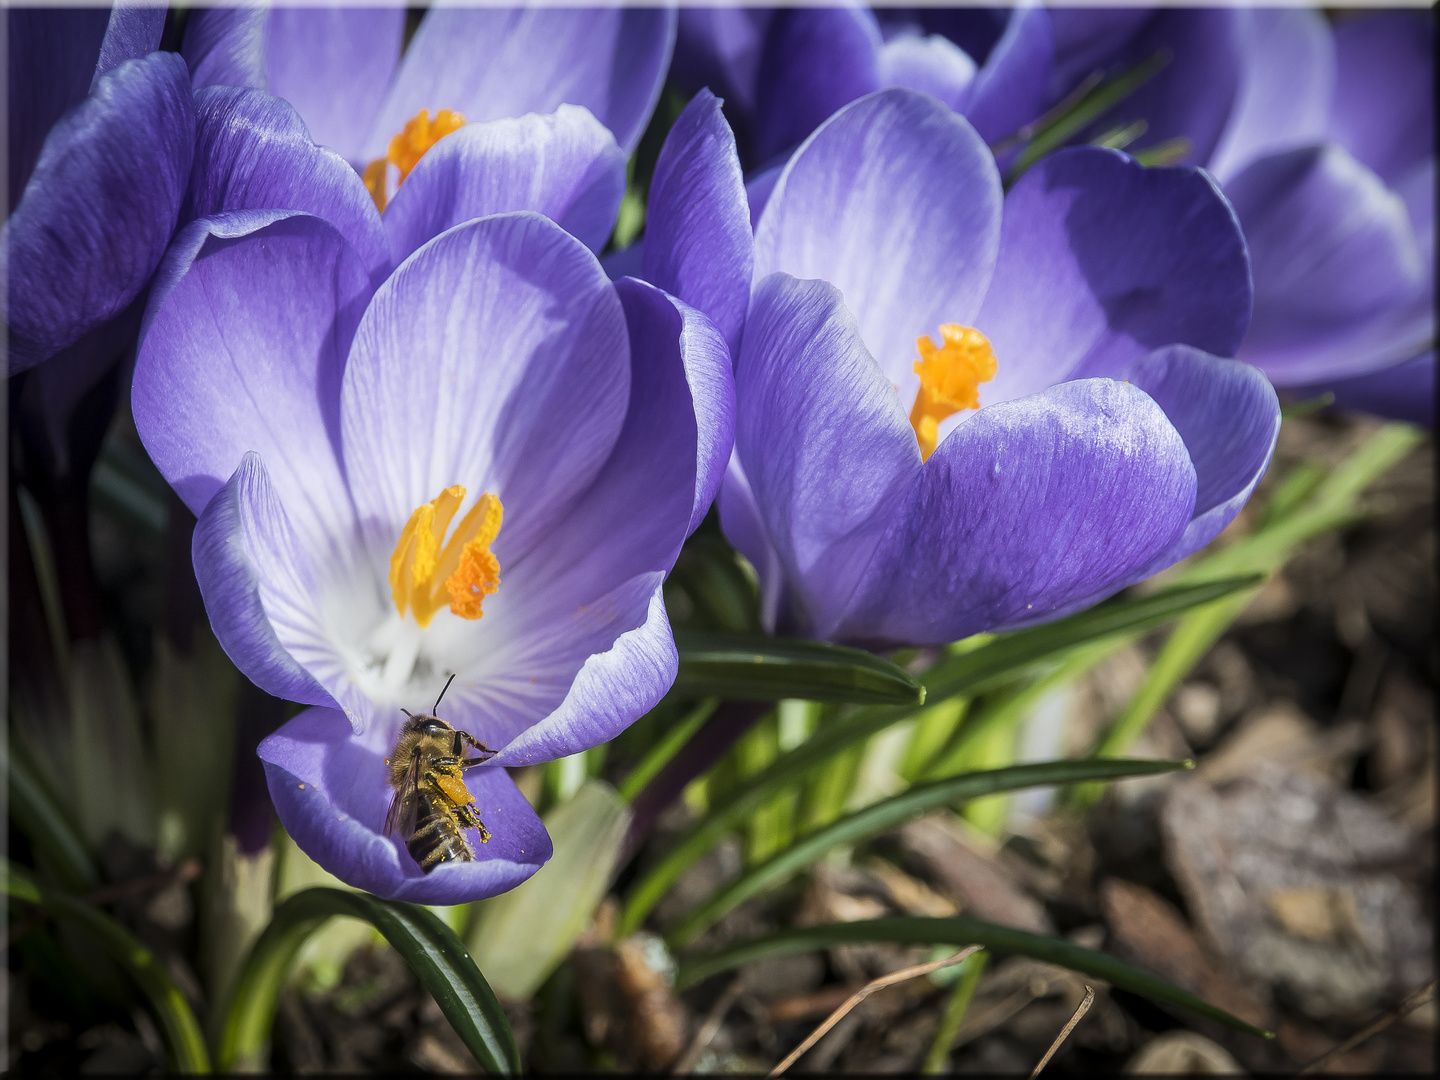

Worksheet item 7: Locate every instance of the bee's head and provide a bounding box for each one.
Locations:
[415,715,453,738]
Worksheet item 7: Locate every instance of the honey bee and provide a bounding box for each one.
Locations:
[384,675,497,872]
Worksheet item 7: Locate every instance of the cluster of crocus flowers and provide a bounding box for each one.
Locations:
[1009,7,1434,423]
[642,87,1279,644]
[26,4,1430,913]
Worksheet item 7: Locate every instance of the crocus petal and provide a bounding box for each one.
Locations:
[6,6,109,203]
[264,4,404,167]
[976,146,1251,405]
[260,707,550,904]
[192,454,340,710]
[134,212,370,554]
[185,86,390,282]
[876,32,976,113]
[371,6,675,158]
[383,105,625,265]
[1207,7,1335,183]
[1123,346,1280,573]
[962,5,1054,145]
[5,53,194,373]
[1317,352,1435,428]
[181,3,267,91]
[1047,8,1152,92]
[836,379,1197,646]
[673,6,775,115]
[736,273,921,640]
[490,579,675,766]
[745,163,783,230]
[753,5,882,164]
[488,279,731,650]
[1328,12,1434,187]
[341,212,630,570]
[643,90,753,356]
[1227,144,1431,384]
[93,2,167,86]
[1097,8,1243,168]
[756,88,1002,389]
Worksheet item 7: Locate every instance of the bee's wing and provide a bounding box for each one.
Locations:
[383,753,423,839]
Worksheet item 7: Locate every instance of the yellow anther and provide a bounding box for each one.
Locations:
[364,108,467,212]
[389,486,503,627]
[909,324,997,461]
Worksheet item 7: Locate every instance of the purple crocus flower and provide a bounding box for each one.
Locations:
[1038,8,1434,423]
[671,3,1053,168]
[4,3,192,374]
[132,142,733,900]
[649,88,1278,645]
[181,3,675,186]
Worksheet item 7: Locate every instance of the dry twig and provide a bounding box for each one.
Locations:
[1028,985,1095,1078]
[766,946,981,1077]
[1296,979,1436,1075]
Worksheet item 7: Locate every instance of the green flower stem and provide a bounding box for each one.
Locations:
[922,951,989,1073]
[4,860,210,1073]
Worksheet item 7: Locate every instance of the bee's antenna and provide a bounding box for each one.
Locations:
[433,673,457,715]
[400,708,413,718]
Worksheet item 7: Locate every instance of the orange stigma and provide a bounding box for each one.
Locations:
[389,486,502,628]
[909,324,997,461]
[363,108,467,212]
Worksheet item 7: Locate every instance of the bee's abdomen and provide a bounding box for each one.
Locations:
[408,794,474,872]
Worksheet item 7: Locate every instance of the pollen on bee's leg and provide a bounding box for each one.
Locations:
[909,324,998,461]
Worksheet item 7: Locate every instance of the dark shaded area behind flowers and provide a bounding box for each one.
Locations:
[8,387,1433,1073]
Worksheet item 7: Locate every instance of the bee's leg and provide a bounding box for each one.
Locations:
[457,803,491,843]
[459,756,493,769]
[456,729,498,761]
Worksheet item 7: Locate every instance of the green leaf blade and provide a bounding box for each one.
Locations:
[216,887,518,1074]
[674,630,924,704]
[675,916,1272,1039]
[668,758,1189,946]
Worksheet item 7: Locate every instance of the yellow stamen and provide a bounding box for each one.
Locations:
[364,108,467,212]
[389,486,503,628]
[909,324,997,461]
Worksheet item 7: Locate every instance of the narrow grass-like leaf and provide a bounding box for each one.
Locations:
[617,699,718,803]
[1076,423,1425,804]
[1008,49,1171,178]
[675,916,1272,1038]
[930,575,1261,702]
[215,886,517,1074]
[673,630,925,704]
[668,759,1189,946]
[618,575,1260,936]
[3,741,100,892]
[4,860,210,1072]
